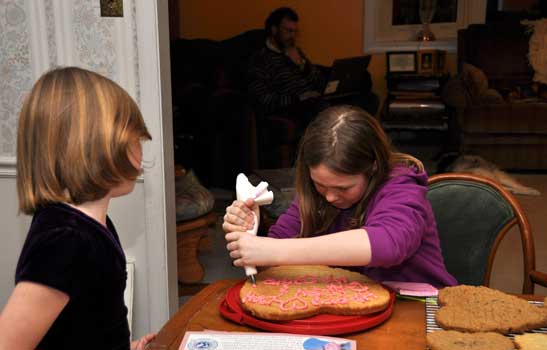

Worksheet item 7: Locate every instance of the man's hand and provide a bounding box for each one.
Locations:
[299,91,321,101]
[285,47,304,66]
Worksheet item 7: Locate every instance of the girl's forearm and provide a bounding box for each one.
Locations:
[270,229,372,266]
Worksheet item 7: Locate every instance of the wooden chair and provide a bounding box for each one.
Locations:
[175,166,218,296]
[427,173,547,294]
[176,211,217,295]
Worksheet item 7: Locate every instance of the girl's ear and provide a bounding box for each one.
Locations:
[372,161,378,173]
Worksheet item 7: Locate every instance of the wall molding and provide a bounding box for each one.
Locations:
[0,157,16,178]
[0,156,144,183]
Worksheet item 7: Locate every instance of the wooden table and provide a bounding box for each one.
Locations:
[148,279,429,350]
[148,280,546,350]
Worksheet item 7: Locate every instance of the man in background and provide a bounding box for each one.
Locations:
[248,7,378,168]
[248,7,327,126]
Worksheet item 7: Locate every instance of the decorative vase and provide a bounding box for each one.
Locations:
[417,0,437,41]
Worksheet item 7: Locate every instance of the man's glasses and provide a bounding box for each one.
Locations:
[280,26,298,35]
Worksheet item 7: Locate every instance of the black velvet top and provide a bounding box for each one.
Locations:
[15,203,130,350]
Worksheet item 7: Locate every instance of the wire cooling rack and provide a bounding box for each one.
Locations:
[425,297,547,338]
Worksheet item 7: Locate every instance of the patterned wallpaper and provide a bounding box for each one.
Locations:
[73,0,118,81]
[0,0,140,161]
[0,1,32,157]
[44,0,57,65]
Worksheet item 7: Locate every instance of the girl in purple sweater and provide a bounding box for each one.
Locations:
[223,105,457,287]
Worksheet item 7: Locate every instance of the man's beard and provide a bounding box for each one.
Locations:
[274,33,295,50]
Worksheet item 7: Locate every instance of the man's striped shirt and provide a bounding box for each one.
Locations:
[248,45,325,115]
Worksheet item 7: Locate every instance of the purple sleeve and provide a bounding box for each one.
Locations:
[365,175,429,267]
[268,198,301,239]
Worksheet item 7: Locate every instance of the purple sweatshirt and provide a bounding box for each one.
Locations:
[268,166,458,288]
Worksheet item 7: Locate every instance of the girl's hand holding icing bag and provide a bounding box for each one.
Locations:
[233,173,273,284]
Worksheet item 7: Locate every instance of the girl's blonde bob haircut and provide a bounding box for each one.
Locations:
[17,67,151,214]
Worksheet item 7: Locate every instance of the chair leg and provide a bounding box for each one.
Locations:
[177,226,207,284]
[176,212,218,285]
[198,234,212,252]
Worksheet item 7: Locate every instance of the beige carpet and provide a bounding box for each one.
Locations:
[489,174,547,296]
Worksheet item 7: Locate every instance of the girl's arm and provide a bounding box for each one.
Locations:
[0,281,68,350]
[226,228,372,267]
[227,173,429,269]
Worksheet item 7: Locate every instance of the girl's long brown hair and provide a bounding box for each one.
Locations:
[295,105,422,237]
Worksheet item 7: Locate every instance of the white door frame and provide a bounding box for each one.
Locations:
[135,0,177,329]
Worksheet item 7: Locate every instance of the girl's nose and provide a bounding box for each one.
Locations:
[325,191,338,203]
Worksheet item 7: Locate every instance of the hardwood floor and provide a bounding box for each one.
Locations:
[490,174,547,295]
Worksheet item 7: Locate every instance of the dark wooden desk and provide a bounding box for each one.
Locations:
[148,279,428,350]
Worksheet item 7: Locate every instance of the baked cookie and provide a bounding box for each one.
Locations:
[513,333,547,350]
[427,330,515,350]
[436,285,547,333]
[239,265,391,321]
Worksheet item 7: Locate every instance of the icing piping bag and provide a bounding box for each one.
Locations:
[235,173,274,284]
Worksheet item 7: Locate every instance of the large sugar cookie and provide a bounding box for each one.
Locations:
[239,265,391,321]
[514,333,547,350]
[436,285,547,333]
[427,330,515,350]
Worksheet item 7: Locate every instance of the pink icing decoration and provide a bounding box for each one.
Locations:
[241,274,380,311]
[280,297,308,311]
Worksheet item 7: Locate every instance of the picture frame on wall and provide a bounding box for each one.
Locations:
[364,0,487,53]
[386,51,417,74]
[417,49,447,75]
[418,50,436,74]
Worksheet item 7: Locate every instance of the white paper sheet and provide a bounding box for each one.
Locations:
[179,331,356,350]
[324,80,340,95]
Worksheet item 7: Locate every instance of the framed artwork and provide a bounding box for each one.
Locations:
[386,51,417,74]
[392,0,458,25]
[418,50,435,74]
[364,0,487,53]
[417,49,447,75]
[100,0,124,17]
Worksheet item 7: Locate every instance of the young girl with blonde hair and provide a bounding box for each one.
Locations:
[0,67,155,350]
[223,105,456,287]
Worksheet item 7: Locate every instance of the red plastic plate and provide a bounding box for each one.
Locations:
[219,280,395,335]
